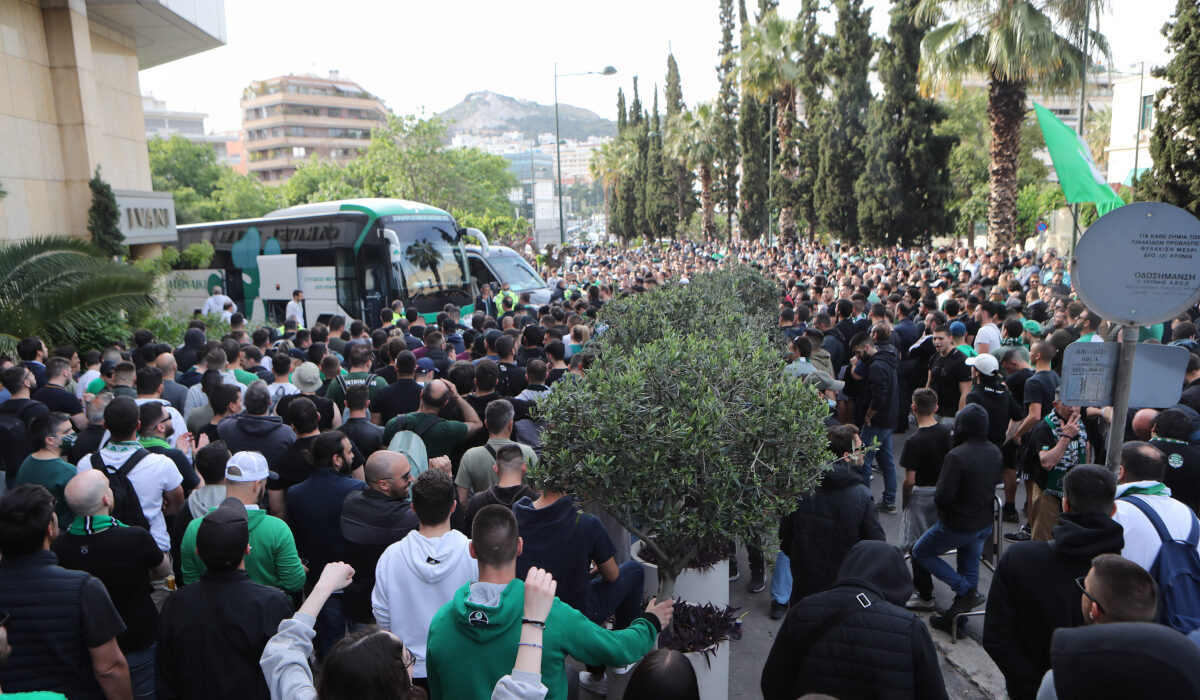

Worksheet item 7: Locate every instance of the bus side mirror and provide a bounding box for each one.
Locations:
[382,229,403,264]
[464,228,490,256]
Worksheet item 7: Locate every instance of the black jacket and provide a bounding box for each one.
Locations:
[863,342,899,429]
[1049,623,1200,700]
[761,541,948,700]
[982,512,1125,700]
[155,568,292,700]
[339,489,418,623]
[217,414,297,463]
[782,462,886,603]
[934,404,1003,532]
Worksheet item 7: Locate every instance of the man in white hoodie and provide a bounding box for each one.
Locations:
[372,467,478,684]
[1114,441,1200,571]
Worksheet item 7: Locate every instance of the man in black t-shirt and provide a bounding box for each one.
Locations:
[1007,342,1060,540]
[31,357,85,430]
[900,388,954,611]
[369,350,423,426]
[53,470,170,698]
[1000,349,1034,406]
[928,324,972,420]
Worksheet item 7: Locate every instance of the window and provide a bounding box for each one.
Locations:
[289,126,306,137]
[1140,95,1154,131]
[327,108,341,118]
[292,147,307,158]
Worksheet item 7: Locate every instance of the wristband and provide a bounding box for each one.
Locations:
[522,618,546,629]
[518,642,543,649]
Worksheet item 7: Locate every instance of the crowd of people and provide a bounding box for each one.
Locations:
[1,237,1200,699]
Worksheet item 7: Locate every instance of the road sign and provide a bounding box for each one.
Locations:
[1037,221,1048,233]
[1061,341,1190,408]
[1070,202,1200,326]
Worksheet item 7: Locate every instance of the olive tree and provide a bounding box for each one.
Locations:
[534,269,831,601]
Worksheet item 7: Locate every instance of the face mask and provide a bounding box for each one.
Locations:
[827,399,837,411]
[60,433,77,448]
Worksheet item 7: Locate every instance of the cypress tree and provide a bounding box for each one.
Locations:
[715,0,740,238]
[816,0,871,243]
[642,90,675,238]
[88,166,125,259]
[626,78,647,238]
[792,0,824,240]
[737,3,771,240]
[610,88,628,240]
[1145,0,1200,216]
[664,54,697,236]
[854,0,954,246]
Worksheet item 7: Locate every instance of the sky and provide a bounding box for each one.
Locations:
[139,0,1179,135]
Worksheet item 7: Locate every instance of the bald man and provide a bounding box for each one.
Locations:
[179,451,305,594]
[52,470,170,696]
[154,353,188,412]
[340,451,420,626]
[381,378,483,460]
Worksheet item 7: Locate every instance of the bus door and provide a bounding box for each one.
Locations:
[258,254,299,326]
[361,244,391,327]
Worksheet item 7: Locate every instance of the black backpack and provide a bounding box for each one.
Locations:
[90,450,152,530]
[0,400,43,480]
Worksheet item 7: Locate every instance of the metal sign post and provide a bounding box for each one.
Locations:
[1106,327,1139,472]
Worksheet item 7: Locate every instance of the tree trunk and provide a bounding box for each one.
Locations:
[779,206,796,241]
[657,571,677,603]
[700,164,716,239]
[987,77,1026,248]
[777,87,799,241]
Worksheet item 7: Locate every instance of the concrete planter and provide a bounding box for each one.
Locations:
[685,641,730,700]
[632,539,729,608]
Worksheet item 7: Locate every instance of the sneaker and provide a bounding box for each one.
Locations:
[948,589,986,617]
[770,601,788,619]
[578,670,608,696]
[748,574,766,593]
[1004,526,1032,543]
[877,502,898,515]
[930,611,969,639]
[1002,504,1020,524]
[728,561,740,582]
[905,593,936,611]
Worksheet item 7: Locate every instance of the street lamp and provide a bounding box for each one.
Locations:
[554,64,617,246]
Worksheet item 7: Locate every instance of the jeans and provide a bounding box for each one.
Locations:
[860,425,896,506]
[314,592,346,659]
[770,551,792,604]
[912,521,993,597]
[587,560,644,629]
[126,643,156,699]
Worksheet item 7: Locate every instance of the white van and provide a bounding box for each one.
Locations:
[465,244,552,306]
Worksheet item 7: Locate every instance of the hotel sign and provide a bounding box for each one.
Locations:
[113,190,177,244]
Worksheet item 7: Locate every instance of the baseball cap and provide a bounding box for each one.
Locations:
[225,451,277,482]
[292,361,322,392]
[803,370,845,393]
[1005,297,1024,310]
[966,353,1000,376]
[1022,319,1042,335]
[196,497,249,571]
[949,321,967,337]
[415,357,436,375]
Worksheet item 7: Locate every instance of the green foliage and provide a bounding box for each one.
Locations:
[1144,0,1200,217]
[535,268,831,598]
[134,312,229,349]
[715,0,741,236]
[1016,182,1067,241]
[71,313,134,354]
[664,53,698,236]
[87,167,125,259]
[179,241,215,269]
[149,135,278,224]
[856,0,955,246]
[816,0,872,242]
[132,246,181,277]
[451,210,529,247]
[0,237,155,357]
[280,115,517,219]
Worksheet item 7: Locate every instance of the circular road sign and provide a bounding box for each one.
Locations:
[1037,221,1048,233]
[1071,202,1200,326]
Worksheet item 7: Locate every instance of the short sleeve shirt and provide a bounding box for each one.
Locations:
[32,385,83,416]
[454,439,539,495]
[899,424,954,487]
[324,371,389,407]
[930,349,972,417]
[15,455,77,529]
[76,445,183,551]
[1023,370,1060,411]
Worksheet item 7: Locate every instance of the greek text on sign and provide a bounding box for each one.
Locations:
[1071,202,1200,326]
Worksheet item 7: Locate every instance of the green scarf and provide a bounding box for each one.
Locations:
[1122,482,1171,498]
[67,515,126,536]
[139,436,170,450]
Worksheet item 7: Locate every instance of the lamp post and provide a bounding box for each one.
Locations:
[554,64,616,246]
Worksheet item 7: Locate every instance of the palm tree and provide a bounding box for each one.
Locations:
[0,237,155,356]
[667,102,722,239]
[404,239,444,288]
[590,138,636,241]
[916,0,1109,247]
[739,11,804,240]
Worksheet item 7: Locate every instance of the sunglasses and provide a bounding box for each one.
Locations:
[1075,575,1105,615]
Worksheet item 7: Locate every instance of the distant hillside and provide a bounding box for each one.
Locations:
[437,91,616,140]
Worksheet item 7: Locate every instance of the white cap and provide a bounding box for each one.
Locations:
[225,451,276,482]
[966,353,1000,376]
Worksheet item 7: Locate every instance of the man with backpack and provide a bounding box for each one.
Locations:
[323,343,387,410]
[383,378,482,473]
[1113,441,1200,634]
[0,365,49,489]
[75,396,184,558]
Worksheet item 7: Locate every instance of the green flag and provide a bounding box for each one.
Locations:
[1033,102,1125,216]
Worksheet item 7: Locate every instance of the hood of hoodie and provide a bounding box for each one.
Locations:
[186,484,227,519]
[834,540,912,606]
[182,328,206,349]
[395,529,472,584]
[870,341,899,370]
[512,496,583,547]
[1051,623,1200,699]
[446,578,524,644]
[955,402,989,440]
[1050,511,1124,559]
[819,461,868,491]
[231,413,289,437]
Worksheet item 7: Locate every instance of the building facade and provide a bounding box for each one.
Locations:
[1107,71,1167,188]
[142,93,238,169]
[0,0,225,245]
[241,72,389,184]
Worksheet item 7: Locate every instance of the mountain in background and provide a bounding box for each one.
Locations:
[437,91,616,140]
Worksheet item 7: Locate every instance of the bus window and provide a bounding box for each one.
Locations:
[335,248,359,320]
[381,217,470,314]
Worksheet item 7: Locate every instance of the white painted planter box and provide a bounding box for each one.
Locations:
[632,540,729,608]
[686,641,730,700]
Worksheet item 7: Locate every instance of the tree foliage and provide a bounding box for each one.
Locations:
[0,237,155,356]
[534,267,831,599]
[148,135,278,224]
[714,0,741,237]
[855,0,955,247]
[87,167,125,259]
[1144,0,1200,216]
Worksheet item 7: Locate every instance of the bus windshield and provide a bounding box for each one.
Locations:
[383,216,469,301]
[489,255,546,292]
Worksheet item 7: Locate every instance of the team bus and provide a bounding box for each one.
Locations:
[175,198,487,327]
